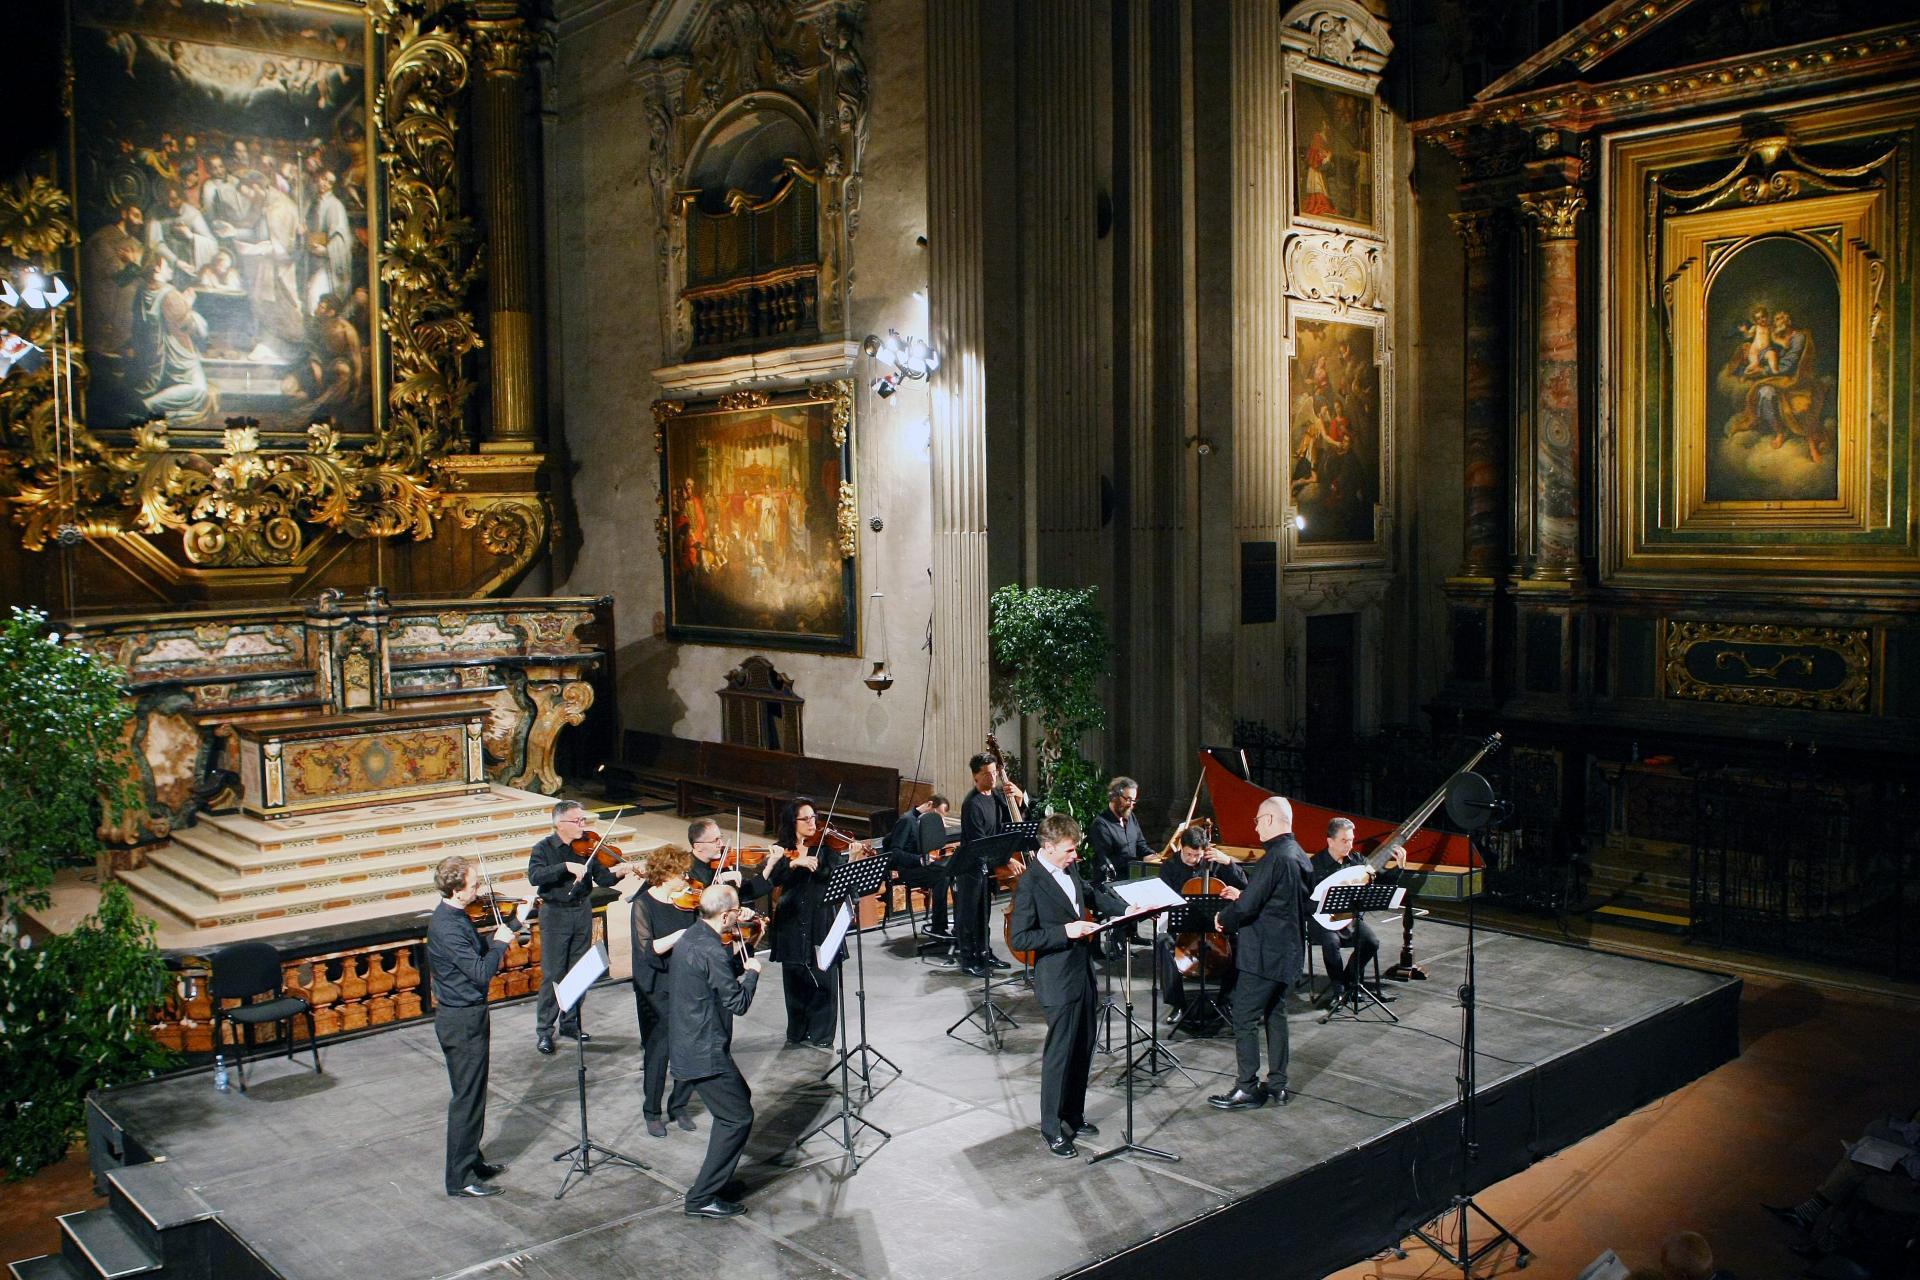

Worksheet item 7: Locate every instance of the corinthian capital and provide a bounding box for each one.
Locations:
[1519,187,1586,240]
[1449,209,1502,256]
[469,18,541,77]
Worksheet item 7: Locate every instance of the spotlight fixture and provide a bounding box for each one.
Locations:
[1,270,71,311]
[1293,513,1307,532]
[864,328,940,399]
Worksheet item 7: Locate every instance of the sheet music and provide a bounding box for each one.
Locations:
[555,942,608,1014]
[1573,1249,1630,1280]
[817,901,853,971]
[1114,878,1186,911]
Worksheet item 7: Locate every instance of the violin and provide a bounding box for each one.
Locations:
[568,832,640,871]
[721,911,767,950]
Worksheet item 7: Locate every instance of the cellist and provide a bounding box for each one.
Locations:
[1155,824,1247,1025]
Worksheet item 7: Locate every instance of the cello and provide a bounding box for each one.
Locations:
[1170,822,1235,981]
[987,732,1042,966]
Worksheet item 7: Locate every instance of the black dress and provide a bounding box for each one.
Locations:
[631,890,699,1120]
[767,846,847,1046]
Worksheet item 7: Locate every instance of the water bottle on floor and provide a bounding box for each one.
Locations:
[214,1051,229,1092]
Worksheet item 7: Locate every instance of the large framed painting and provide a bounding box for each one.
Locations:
[654,381,857,653]
[1291,76,1375,232]
[1287,313,1384,554]
[67,0,379,443]
[1608,94,1918,590]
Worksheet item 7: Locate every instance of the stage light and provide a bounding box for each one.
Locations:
[862,328,940,402]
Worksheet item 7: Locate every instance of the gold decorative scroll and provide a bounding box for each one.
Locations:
[1663,621,1869,713]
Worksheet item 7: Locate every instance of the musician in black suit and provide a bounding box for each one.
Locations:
[1308,816,1400,1007]
[1087,777,1155,884]
[426,855,531,1198]
[1210,795,1313,1110]
[955,752,1025,977]
[1007,813,1135,1158]
[670,883,762,1218]
[528,800,639,1055]
[884,796,954,939]
[686,817,782,900]
[1156,824,1248,1019]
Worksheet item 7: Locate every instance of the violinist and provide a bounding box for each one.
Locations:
[956,752,1026,978]
[529,800,640,1056]
[686,817,781,900]
[884,795,955,943]
[630,844,709,1138]
[767,798,869,1049]
[1309,817,1399,1008]
[1156,824,1247,1024]
[669,883,762,1218]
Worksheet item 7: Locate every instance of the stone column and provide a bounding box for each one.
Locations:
[1451,208,1508,580]
[926,0,993,797]
[1519,186,1586,580]
[469,9,541,453]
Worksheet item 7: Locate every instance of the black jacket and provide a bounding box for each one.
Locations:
[688,853,772,902]
[885,810,952,868]
[955,788,1010,875]
[630,891,697,995]
[1006,862,1128,1006]
[1088,808,1153,882]
[1217,834,1312,983]
[667,921,759,1080]
[427,900,506,1009]
[767,846,849,967]
[528,833,617,907]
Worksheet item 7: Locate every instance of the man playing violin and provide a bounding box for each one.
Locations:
[1156,823,1247,1024]
[1309,816,1399,1008]
[670,883,763,1218]
[1008,813,1138,1158]
[956,751,1027,978]
[885,795,955,944]
[686,817,782,901]
[529,799,640,1056]
[767,798,871,1048]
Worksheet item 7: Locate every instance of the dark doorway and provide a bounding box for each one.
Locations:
[1303,613,1358,744]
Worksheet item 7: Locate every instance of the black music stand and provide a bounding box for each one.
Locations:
[1165,893,1229,1038]
[945,824,1036,1052]
[820,853,899,1095]
[1317,882,1404,1025]
[549,944,648,1199]
[1087,905,1180,1167]
[798,910,892,1171]
[1119,905,1195,1086]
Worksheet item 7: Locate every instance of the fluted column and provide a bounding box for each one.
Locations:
[1451,208,1509,579]
[470,10,541,453]
[1519,186,1586,580]
[926,0,993,797]
[1228,0,1289,537]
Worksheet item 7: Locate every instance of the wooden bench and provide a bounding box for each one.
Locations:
[604,730,899,839]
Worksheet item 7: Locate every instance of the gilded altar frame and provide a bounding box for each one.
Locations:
[1606,90,1919,590]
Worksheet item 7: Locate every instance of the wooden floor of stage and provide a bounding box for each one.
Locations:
[89,921,1738,1280]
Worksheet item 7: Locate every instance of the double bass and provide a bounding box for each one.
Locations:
[986,732,1042,967]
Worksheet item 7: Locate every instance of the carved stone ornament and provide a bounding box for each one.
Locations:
[1520,186,1586,240]
[0,5,480,566]
[1279,1,1393,76]
[1664,621,1869,714]
[1283,231,1384,312]
[1448,209,1502,256]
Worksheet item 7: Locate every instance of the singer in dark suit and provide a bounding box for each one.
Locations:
[1006,813,1133,1158]
[1210,795,1313,1111]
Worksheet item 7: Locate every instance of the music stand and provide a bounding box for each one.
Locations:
[1317,882,1404,1025]
[820,853,900,1094]
[945,824,1037,1052]
[1165,893,1229,1038]
[798,903,892,1170]
[1086,906,1180,1167]
[548,944,648,1199]
[1119,905,1195,1086]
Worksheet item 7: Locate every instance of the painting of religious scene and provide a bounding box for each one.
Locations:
[660,389,856,653]
[1292,78,1373,229]
[1704,235,1840,503]
[1290,318,1380,545]
[69,0,374,439]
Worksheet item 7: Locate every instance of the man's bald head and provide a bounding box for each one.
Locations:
[1254,795,1293,839]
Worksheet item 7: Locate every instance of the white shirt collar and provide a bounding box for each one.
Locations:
[1043,858,1077,907]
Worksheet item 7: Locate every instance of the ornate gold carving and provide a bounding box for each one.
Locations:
[1449,209,1501,256]
[1654,127,1896,217]
[507,672,594,793]
[836,480,857,558]
[828,378,852,447]
[447,495,550,595]
[468,17,542,77]
[1520,186,1586,239]
[1282,231,1383,311]
[716,390,773,411]
[1664,621,1869,713]
[652,398,683,455]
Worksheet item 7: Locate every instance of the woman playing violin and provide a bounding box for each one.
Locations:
[529,800,641,1056]
[767,797,873,1049]
[630,843,740,1138]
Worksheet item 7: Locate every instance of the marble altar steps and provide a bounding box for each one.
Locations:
[117,785,662,935]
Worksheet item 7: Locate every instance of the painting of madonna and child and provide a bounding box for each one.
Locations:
[1704,234,1840,504]
[1289,318,1381,546]
[70,0,373,439]
[661,397,856,653]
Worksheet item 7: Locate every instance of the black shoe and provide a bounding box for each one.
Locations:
[960,961,991,979]
[674,1113,697,1133]
[450,1182,503,1198]
[1316,984,1345,1008]
[1046,1133,1077,1158]
[535,1035,555,1055]
[1072,1122,1099,1137]
[1267,1083,1290,1105]
[471,1161,506,1180]
[685,1198,746,1218]
[983,954,1012,970]
[559,1028,591,1043]
[1208,1087,1267,1111]
[646,1118,667,1138]
[1163,1004,1185,1027]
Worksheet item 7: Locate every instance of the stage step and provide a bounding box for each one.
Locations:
[56,1209,156,1279]
[190,785,560,855]
[9,1255,83,1280]
[104,1160,217,1269]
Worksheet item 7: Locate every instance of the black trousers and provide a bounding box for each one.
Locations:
[1312,918,1380,988]
[684,1063,753,1207]
[895,862,950,931]
[634,984,696,1120]
[1229,970,1291,1094]
[781,959,838,1045]
[1037,979,1098,1141]
[1155,935,1237,1010]
[435,1003,490,1193]
[535,901,594,1038]
[951,864,985,959]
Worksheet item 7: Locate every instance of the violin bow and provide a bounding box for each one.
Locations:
[584,804,630,862]
[477,860,516,936]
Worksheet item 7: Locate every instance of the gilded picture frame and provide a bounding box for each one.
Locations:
[654,381,858,654]
[1284,306,1391,563]
[1606,94,1917,591]
[1290,74,1378,234]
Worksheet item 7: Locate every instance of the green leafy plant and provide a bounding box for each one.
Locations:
[0,883,178,1178]
[986,584,1112,828]
[0,606,138,923]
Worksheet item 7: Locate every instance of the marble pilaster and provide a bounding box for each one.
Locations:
[1519,185,1586,581]
[1451,208,1509,580]
[471,11,543,453]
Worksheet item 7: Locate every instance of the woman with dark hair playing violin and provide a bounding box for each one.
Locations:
[529,799,641,1056]
[767,797,873,1049]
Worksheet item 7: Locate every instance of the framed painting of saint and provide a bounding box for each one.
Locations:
[1292,77,1375,232]
[1288,316,1382,549]
[655,382,857,654]
[67,0,379,444]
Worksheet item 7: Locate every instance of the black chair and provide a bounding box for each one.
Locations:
[1305,918,1386,1000]
[210,941,321,1092]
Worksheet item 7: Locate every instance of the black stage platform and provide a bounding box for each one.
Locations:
[87,921,1738,1280]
